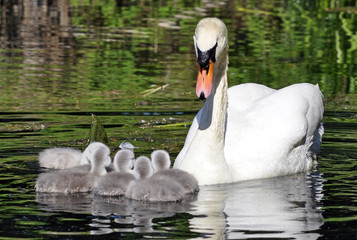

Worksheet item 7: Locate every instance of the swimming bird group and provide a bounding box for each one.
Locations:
[37,16,324,195]
[35,142,199,202]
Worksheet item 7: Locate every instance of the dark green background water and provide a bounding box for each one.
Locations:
[0,0,356,239]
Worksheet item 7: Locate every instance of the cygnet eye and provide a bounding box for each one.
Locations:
[129,160,135,170]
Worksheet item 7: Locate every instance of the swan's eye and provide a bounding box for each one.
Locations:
[196,42,217,69]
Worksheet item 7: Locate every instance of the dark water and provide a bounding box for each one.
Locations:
[0,0,356,239]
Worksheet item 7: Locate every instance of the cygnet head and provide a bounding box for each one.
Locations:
[113,149,135,173]
[133,156,153,180]
[90,146,112,176]
[194,17,228,100]
[151,150,170,172]
[81,142,110,165]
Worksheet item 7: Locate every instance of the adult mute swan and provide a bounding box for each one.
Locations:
[173,17,324,185]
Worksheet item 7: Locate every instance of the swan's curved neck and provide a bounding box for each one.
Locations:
[179,49,231,185]
[198,48,228,155]
[200,51,228,133]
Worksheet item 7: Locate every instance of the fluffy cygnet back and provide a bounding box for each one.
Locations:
[93,149,136,196]
[125,156,153,200]
[133,156,153,180]
[113,149,134,173]
[35,145,111,194]
[151,149,171,172]
[38,141,110,170]
[38,147,82,169]
[81,142,110,165]
[126,155,188,202]
[151,150,199,194]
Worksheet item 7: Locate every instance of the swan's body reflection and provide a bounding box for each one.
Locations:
[36,173,323,239]
[192,172,324,239]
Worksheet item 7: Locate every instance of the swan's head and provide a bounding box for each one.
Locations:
[114,149,135,173]
[194,17,228,100]
[151,150,170,172]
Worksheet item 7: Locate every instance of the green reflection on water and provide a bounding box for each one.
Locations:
[0,0,355,112]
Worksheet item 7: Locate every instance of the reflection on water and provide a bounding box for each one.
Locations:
[36,192,198,237]
[0,0,356,112]
[191,173,324,239]
[35,173,324,239]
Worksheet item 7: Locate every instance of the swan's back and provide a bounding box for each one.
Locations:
[227,83,276,111]
[224,83,324,180]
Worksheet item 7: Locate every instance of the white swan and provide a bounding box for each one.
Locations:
[173,17,324,185]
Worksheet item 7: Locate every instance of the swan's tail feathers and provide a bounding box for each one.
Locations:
[309,123,324,161]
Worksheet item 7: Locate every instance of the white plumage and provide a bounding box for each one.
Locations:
[93,149,136,196]
[151,150,199,194]
[38,147,83,169]
[35,145,111,194]
[174,18,324,185]
[38,142,110,170]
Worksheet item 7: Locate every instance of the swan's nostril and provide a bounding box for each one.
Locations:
[199,92,206,101]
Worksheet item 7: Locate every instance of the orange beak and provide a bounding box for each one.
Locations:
[196,60,214,100]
